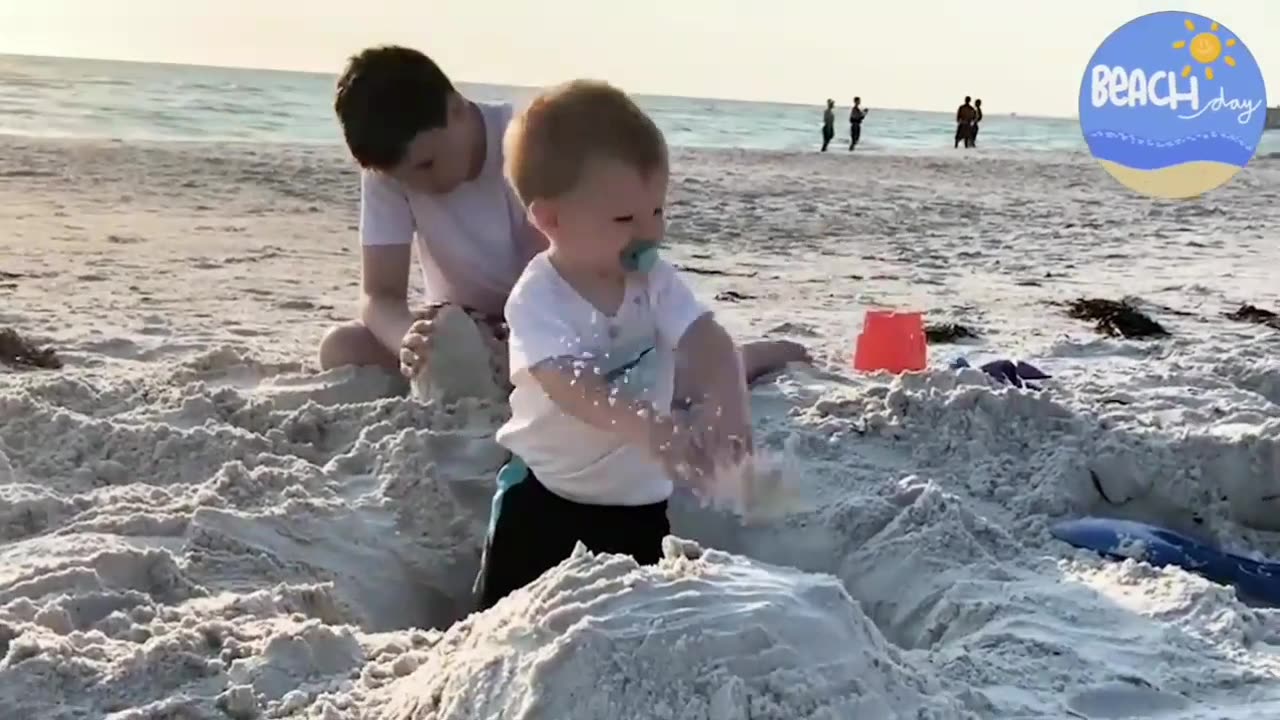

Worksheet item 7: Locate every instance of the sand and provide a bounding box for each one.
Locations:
[3,134,1280,719]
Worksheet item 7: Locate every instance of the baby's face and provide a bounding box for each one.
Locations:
[553,157,668,272]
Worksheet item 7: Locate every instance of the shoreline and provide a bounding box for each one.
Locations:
[0,130,1100,161]
[5,129,1278,165]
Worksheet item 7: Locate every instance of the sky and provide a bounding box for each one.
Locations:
[0,0,1276,117]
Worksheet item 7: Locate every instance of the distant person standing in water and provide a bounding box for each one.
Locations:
[970,99,984,147]
[821,99,835,151]
[848,97,867,151]
[955,96,976,149]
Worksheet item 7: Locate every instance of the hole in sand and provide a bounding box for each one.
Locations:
[0,328,62,370]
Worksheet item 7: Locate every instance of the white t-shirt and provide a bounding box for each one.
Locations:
[496,254,710,506]
[358,102,542,316]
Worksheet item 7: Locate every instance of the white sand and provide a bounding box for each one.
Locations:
[3,135,1280,719]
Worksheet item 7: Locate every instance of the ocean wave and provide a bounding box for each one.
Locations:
[0,76,73,91]
[79,77,134,87]
[1085,129,1259,170]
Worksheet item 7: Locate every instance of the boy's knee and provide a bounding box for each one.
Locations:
[318,321,393,370]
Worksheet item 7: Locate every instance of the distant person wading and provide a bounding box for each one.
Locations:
[955,96,977,149]
[848,97,867,151]
[820,99,835,152]
[970,99,983,147]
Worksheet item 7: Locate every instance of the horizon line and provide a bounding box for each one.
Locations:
[1,51,1083,121]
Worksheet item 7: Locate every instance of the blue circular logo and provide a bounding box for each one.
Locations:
[1079,11,1267,199]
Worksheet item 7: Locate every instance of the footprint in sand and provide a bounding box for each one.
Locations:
[79,337,142,359]
[1065,681,1189,718]
[139,315,170,337]
[768,321,819,337]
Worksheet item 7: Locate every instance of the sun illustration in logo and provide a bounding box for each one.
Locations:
[1172,18,1236,81]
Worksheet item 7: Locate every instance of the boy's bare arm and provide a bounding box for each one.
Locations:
[358,244,416,355]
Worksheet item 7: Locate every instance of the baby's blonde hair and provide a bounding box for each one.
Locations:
[504,79,668,206]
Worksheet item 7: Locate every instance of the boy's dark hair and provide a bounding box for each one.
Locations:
[334,46,455,170]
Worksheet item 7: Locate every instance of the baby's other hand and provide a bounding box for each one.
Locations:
[695,403,753,469]
[649,411,717,493]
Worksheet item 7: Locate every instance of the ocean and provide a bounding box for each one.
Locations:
[3,53,1280,156]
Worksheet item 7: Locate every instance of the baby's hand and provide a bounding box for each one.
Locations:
[696,404,753,469]
[688,379,754,470]
[648,411,717,492]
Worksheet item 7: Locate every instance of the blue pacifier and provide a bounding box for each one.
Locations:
[620,240,660,273]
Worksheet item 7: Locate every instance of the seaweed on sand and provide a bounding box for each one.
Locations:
[1065,298,1170,339]
[925,322,981,344]
[1225,304,1280,331]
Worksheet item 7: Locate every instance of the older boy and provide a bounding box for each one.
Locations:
[323,46,807,389]
[476,80,752,608]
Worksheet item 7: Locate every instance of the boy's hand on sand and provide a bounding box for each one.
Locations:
[398,304,445,379]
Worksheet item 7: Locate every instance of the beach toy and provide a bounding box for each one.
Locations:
[620,239,659,273]
[1051,517,1280,605]
[852,310,927,374]
[951,357,1051,389]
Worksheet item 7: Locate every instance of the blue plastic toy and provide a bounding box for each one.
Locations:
[1051,517,1280,605]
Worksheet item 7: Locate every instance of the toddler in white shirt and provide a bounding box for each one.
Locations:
[474,79,753,609]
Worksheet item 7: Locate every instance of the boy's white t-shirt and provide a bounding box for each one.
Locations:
[358,101,542,316]
[496,254,710,506]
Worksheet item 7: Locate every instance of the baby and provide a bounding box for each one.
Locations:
[473,80,753,609]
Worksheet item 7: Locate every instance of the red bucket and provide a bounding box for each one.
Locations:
[852,310,927,374]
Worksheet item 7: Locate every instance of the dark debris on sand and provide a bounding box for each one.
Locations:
[715,290,756,303]
[1065,298,1170,339]
[674,264,757,278]
[0,328,62,370]
[925,322,981,344]
[1225,304,1280,330]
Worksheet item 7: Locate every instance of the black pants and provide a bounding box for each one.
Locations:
[474,470,670,610]
[970,123,980,147]
[821,125,834,151]
[849,123,862,150]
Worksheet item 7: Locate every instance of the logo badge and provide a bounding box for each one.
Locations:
[1079,12,1267,199]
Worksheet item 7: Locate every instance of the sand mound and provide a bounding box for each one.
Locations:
[374,539,969,720]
